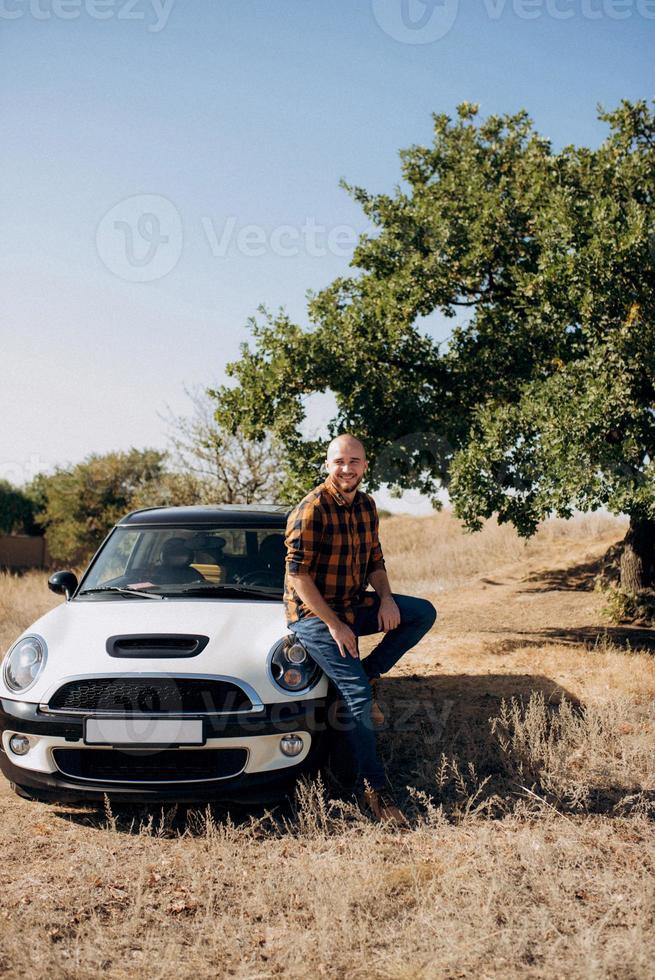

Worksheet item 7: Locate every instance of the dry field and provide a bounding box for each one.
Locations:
[1,511,655,979]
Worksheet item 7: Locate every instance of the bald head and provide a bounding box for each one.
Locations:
[326,433,366,463]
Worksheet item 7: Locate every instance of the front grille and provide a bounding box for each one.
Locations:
[47,678,253,714]
[53,747,248,783]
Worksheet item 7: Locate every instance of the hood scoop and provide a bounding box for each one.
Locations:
[106,634,210,658]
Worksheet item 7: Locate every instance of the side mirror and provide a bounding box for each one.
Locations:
[48,571,78,600]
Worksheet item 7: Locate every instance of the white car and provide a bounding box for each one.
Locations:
[0,505,336,805]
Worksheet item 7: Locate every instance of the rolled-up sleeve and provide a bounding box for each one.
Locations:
[368,505,386,573]
[285,498,324,575]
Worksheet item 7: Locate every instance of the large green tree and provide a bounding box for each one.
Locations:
[213,100,655,591]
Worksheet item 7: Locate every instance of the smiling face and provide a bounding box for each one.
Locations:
[325,435,368,497]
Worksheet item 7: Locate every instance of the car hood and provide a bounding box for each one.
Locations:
[3,598,327,705]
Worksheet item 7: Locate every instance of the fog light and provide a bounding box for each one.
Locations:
[9,734,30,756]
[280,734,304,757]
[282,668,304,688]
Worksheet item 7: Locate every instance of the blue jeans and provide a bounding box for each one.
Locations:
[288,594,437,791]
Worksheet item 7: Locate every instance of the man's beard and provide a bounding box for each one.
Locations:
[332,473,365,492]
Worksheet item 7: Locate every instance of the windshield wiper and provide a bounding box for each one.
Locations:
[174,583,281,598]
[78,586,164,600]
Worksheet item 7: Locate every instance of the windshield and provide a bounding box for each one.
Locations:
[78,525,286,599]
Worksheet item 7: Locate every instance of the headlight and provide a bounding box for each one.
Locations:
[269,635,320,692]
[288,639,310,664]
[3,635,48,693]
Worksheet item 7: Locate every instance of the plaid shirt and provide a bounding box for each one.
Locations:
[283,475,386,625]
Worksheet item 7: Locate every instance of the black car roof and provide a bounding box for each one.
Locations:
[118,504,290,527]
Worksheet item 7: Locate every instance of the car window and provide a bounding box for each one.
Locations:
[78,525,287,597]
[98,530,141,582]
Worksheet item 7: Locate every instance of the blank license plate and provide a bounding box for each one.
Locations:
[84,717,204,746]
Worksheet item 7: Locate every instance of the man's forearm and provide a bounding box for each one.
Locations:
[368,568,393,600]
[287,572,342,628]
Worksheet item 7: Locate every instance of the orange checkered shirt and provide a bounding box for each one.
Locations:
[283,475,386,625]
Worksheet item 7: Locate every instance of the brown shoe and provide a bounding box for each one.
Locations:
[369,678,385,728]
[359,787,409,828]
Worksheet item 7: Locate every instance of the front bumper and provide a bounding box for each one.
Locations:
[0,696,330,804]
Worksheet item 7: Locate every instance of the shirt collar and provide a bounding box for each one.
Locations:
[323,475,360,509]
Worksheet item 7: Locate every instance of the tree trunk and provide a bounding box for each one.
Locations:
[620,517,655,592]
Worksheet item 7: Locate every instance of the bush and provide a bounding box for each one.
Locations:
[598,581,655,626]
[0,480,39,535]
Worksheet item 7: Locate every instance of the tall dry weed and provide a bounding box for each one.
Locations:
[490,691,655,815]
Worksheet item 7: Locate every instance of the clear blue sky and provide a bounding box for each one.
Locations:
[1,0,653,510]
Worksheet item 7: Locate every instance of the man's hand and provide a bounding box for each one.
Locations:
[377,595,401,632]
[328,619,359,658]
[288,571,360,656]
[368,569,400,632]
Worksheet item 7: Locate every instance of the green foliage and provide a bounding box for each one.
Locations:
[31,449,167,563]
[598,582,655,626]
[212,99,655,531]
[450,307,655,534]
[0,480,38,535]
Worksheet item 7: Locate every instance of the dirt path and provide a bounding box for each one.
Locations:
[392,529,655,682]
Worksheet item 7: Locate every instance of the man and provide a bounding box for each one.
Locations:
[284,434,437,826]
[153,538,206,584]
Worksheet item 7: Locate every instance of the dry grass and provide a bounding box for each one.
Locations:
[0,569,62,656]
[380,509,627,594]
[0,793,653,979]
[1,510,654,979]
